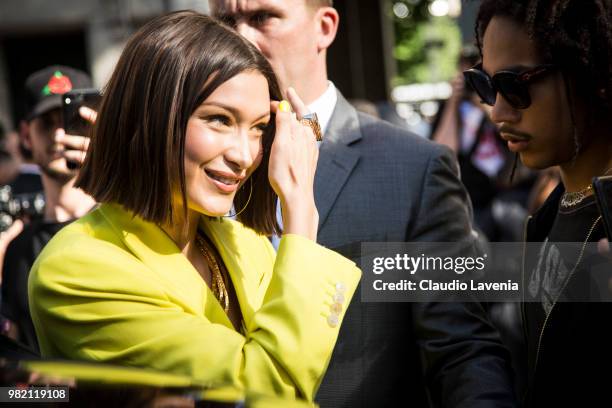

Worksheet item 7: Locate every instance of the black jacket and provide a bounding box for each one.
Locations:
[523,183,612,407]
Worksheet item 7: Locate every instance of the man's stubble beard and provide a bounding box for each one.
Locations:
[39,162,77,185]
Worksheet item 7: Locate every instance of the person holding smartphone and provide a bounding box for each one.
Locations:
[1,65,96,353]
[467,0,612,406]
[28,12,361,401]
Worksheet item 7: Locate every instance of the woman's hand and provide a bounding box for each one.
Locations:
[268,88,319,241]
[448,73,465,106]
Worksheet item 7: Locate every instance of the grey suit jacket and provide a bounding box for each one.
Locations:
[314,93,516,408]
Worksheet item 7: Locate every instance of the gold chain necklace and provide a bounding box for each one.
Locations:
[195,233,229,313]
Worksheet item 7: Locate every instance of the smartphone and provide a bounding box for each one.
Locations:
[61,88,102,169]
[593,175,612,240]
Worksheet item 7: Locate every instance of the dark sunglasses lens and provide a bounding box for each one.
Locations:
[496,74,530,109]
[464,71,496,106]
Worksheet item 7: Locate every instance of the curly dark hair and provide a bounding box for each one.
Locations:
[475,0,612,120]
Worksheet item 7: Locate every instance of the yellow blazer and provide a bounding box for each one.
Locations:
[29,203,360,401]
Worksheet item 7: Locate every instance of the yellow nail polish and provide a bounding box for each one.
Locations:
[279,100,292,113]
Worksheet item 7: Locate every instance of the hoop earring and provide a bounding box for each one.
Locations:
[224,178,253,218]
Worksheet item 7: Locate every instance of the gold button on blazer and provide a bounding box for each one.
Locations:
[28,203,361,401]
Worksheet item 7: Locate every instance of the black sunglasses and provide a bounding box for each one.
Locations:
[463,63,557,109]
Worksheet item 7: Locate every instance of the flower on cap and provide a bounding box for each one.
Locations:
[42,71,73,96]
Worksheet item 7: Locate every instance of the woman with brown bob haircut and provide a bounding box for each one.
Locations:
[28,10,360,401]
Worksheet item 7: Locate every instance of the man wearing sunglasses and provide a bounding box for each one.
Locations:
[433,46,531,242]
[472,0,612,406]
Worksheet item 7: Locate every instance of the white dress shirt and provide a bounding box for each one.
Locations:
[307,81,338,135]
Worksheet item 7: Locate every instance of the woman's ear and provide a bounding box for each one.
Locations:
[315,7,339,52]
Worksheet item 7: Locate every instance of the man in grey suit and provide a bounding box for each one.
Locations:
[210,1,517,406]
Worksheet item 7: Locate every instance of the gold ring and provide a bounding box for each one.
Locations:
[299,112,323,142]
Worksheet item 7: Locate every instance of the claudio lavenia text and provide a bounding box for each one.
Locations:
[372,279,519,292]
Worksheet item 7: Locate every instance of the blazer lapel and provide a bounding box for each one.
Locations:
[315,92,362,229]
[201,217,260,330]
[98,203,235,330]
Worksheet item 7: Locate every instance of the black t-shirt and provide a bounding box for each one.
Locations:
[9,172,43,195]
[524,195,612,406]
[526,196,606,349]
[1,219,71,352]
